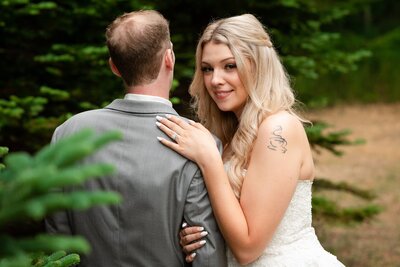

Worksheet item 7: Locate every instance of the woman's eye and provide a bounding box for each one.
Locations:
[201,66,213,73]
[225,63,237,70]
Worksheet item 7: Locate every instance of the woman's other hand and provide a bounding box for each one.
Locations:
[179,222,209,263]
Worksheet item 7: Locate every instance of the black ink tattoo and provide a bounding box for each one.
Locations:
[267,125,288,153]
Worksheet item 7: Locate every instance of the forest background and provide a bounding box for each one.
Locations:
[0,0,399,266]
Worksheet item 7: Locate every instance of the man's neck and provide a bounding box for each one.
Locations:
[127,81,170,100]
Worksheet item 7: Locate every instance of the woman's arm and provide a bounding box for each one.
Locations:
[156,113,306,265]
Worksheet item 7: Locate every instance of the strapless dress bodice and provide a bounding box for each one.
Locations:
[226,180,345,267]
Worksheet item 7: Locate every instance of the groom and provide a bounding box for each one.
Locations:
[45,10,226,267]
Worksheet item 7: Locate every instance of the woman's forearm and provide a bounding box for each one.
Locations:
[197,152,261,264]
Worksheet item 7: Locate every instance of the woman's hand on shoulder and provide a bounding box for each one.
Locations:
[156,115,221,165]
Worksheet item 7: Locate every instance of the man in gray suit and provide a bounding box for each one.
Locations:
[45,10,226,267]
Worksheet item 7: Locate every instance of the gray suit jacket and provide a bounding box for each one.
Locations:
[45,99,227,267]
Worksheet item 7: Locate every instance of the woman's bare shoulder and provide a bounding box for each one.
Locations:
[259,111,304,135]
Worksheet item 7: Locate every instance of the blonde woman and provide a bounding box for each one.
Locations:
[157,14,345,266]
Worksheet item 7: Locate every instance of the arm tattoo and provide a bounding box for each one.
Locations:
[267,125,288,153]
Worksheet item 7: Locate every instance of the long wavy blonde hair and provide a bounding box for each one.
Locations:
[190,14,302,198]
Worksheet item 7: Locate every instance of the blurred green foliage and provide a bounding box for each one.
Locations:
[306,122,365,156]
[0,0,387,226]
[0,129,122,266]
[295,0,400,107]
[2,0,396,152]
[0,0,393,263]
[305,122,381,224]
[312,195,381,224]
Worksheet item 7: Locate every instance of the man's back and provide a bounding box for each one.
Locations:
[45,99,226,266]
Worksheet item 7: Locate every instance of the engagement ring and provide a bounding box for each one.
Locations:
[171,132,178,142]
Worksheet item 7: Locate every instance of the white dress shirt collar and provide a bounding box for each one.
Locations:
[124,93,172,107]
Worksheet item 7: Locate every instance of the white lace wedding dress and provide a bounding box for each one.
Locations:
[226,180,345,267]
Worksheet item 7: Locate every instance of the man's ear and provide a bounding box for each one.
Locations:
[165,48,175,70]
[109,58,121,77]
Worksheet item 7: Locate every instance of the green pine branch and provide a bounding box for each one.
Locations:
[306,121,365,156]
[313,178,375,200]
[312,196,382,224]
[32,250,81,267]
[0,147,8,170]
[0,129,123,267]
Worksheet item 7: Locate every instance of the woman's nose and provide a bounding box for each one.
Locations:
[211,70,224,86]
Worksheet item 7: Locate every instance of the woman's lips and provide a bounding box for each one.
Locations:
[214,90,232,100]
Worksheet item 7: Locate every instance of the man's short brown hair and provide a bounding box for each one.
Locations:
[106,10,170,86]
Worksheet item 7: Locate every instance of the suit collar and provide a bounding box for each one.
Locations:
[104,99,179,116]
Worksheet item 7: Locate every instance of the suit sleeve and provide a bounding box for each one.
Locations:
[184,168,227,267]
[44,126,73,236]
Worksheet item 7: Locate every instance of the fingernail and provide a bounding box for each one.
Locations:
[156,116,163,121]
[199,240,206,245]
[165,114,172,119]
[182,222,188,228]
[190,252,196,258]
[200,231,208,237]
[198,226,204,231]
[157,137,163,141]
[156,122,161,127]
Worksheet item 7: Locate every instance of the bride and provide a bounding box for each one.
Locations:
[156,13,345,266]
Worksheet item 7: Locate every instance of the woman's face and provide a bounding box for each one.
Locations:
[201,42,248,118]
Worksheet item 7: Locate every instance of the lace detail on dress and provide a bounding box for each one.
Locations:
[226,180,345,267]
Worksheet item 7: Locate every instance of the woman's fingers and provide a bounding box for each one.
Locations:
[186,252,197,263]
[156,118,182,150]
[156,114,206,140]
[156,115,191,134]
[156,115,180,136]
[156,114,216,163]
[180,226,204,238]
[178,224,207,262]
[183,239,207,258]
[179,228,208,247]
[180,231,207,246]
[156,124,176,142]
[188,119,204,130]
[156,135,181,152]
[165,114,191,130]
